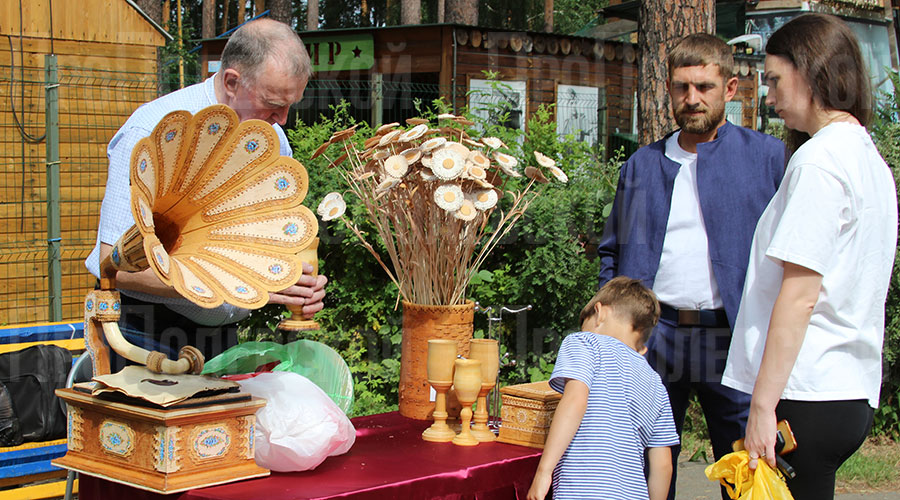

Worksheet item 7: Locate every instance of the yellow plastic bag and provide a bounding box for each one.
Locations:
[704,450,795,500]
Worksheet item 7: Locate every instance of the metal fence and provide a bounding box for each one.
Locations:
[0,65,616,326]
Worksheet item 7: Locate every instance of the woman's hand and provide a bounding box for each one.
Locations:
[744,403,777,471]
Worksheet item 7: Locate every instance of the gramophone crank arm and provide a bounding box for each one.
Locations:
[101,322,204,375]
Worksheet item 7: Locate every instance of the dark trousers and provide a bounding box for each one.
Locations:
[776,399,873,500]
[110,294,239,373]
[645,317,752,500]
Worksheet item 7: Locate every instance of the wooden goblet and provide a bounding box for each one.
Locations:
[278,237,320,332]
[468,339,499,442]
[422,339,458,442]
[451,358,482,446]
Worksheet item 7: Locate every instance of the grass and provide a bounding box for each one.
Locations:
[836,436,900,492]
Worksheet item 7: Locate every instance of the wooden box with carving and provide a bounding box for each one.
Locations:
[496,380,561,449]
[52,387,268,494]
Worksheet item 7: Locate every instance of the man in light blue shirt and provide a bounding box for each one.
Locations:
[85,18,326,369]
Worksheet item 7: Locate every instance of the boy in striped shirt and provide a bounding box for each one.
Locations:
[528,277,680,500]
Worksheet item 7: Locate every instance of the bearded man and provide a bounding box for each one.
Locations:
[597,33,785,500]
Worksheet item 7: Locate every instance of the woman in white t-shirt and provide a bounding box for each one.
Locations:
[722,13,898,500]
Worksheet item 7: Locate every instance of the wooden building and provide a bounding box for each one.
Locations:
[198,25,639,151]
[0,0,170,324]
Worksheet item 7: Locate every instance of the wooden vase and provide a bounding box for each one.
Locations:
[399,301,474,420]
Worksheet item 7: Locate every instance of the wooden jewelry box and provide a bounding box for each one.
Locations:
[496,380,561,449]
[53,386,268,494]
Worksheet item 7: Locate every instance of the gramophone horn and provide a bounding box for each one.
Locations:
[86,104,319,375]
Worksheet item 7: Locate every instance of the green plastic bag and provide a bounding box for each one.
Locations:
[202,340,354,414]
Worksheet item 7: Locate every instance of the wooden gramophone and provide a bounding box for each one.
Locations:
[53,104,319,493]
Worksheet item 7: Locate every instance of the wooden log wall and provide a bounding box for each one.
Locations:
[1,0,165,324]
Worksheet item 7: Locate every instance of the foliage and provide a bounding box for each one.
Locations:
[159,20,202,93]
[870,68,900,439]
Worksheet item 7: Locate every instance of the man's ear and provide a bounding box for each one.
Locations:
[723,76,739,102]
[222,68,241,99]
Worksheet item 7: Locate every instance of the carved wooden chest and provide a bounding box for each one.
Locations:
[53,387,268,494]
[496,380,561,449]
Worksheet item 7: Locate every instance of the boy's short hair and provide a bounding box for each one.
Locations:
[580,277,660,344]
[667,33,734,80]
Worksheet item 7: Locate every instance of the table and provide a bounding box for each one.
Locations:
[79,412,543,500]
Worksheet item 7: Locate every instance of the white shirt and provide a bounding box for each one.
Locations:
[652,131,724,309]
[723,123,897,408]
[84,75,292,326]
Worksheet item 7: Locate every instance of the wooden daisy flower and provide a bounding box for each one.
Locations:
[384,154,410,178]
[525,166,550,183]
[464,163,488,181]
[454,199,478,221]
[420,168,438,182]
[317,192,347,221]
[378,129,403,146]
[375,122,400,135]
[472,189,499,210]
[420,137,447,152]
[373,149,391,160]
[445,142,470,157]
[534,151,556,168]
[430,147,466,180]
[434,184,465,212]
[468,150,491,170]
[376,177,401,193]
[481,136,504,149]
[494,151,521,177]
[548,165,569,183]
[405,117,429,126]
[400,147,423,164]
[399,123,429,142]
[437,113,458,120]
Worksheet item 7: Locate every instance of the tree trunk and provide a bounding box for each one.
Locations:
[361,0,370,26]
[202,0,215,38]
[637,0,715,145]
[307,0,318,30]
[437,0,445,23]
[255,0,266,17]
[134,0,163,25]
[401,0,421,25]
[543,0,553,33]
[221,0,230,33]
[445,0,477,26]
[269,0,292,24]
[238,0,246,25]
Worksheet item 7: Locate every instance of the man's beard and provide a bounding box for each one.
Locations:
[673,101,725,135]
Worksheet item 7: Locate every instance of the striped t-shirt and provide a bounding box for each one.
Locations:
[549,332,679,500]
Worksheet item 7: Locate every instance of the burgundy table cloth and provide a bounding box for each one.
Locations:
[79,411,542,500]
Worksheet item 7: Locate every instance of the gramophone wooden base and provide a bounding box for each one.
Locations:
[52,388,269,494]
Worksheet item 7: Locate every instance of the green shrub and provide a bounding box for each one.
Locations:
[870,69,900,439]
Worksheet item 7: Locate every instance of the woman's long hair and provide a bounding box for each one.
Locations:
[765,13,872,151]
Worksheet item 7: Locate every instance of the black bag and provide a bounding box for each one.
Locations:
[0,381,22,446]
[0,345,71,442]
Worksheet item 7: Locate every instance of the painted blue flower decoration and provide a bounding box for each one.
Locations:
[165,130,176,142]
[111,246,120,265]
[203,436,220,447]
[86,299,93,312]
[110,433,122,446]
[275,176,290,191]
[139,159,147,173]
[282,222,298,236]
[113,301,120,311]
[99,302,108,311]
[269,264,283,275]
[245,139,259,153]
[208,123,220,135]
[155,253,165,266]
[192,286,206,294]
[235,286,249,294]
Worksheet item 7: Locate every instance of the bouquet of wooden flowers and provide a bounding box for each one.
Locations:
[313,114,568,307]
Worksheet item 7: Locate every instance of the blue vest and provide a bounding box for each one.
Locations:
[598,122,785,328]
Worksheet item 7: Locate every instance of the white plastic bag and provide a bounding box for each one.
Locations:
[236,371,356,472]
